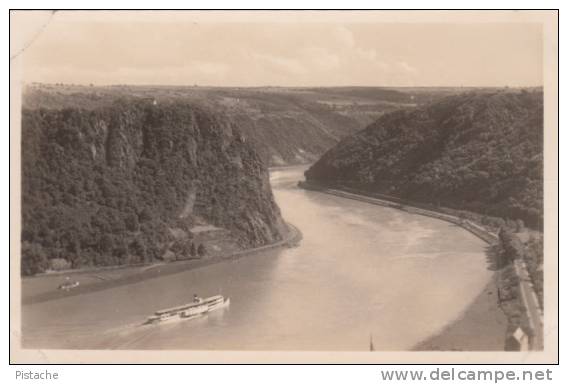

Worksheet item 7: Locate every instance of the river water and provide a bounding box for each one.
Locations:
[22,166,493,350]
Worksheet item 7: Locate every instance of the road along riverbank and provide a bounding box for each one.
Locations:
[298,180,542,351]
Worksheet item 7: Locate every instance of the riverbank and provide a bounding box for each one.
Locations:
[298,181,514,351]
[299,180,544,351]
[22,165,505,351]
[22,223,302,306]
[413,280,507,351]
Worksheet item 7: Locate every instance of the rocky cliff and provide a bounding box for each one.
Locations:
[21,99,286,275]
[24,85,444,166]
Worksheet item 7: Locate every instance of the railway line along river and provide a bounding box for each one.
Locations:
[22,165,505,350]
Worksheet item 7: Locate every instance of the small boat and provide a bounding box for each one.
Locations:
[58,280,80,290]
[145,295,230,325]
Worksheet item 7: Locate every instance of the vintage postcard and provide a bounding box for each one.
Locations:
[9,10,558,363]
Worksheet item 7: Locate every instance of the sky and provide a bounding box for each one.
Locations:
[13,11,544,87]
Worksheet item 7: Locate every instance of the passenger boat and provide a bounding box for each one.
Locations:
[145,295,230,324]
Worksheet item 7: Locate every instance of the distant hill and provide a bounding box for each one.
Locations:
[23,85,455,166]
[305,90,543,228]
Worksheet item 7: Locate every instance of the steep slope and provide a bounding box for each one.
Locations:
[23,85,435,166]
[21,99,286,275]
[306,90,543,228]
[216,90,368,165]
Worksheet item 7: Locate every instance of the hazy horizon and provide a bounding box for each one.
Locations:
[13,11,544,87]
[24,83,543,89]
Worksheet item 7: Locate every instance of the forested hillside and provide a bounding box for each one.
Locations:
[23,85,446,166]
[306,90,543,228]
[21,99,286,275]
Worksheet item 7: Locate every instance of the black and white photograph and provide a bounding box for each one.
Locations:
[9,9,558,364]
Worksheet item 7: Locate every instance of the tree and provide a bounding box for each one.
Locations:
[21,242,49,276]
[197,243,206,257]
[129,238,147,262]
[138,207,153,223]
[515,219,525,233]
[98,233,115,254]
[125,209,140,231]
[50,258,71,271]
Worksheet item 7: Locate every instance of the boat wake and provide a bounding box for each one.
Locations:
[145,295,230,325]
[99,297,230,349]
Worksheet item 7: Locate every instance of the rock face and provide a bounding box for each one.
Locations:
[24,85,440,167]
[21,99,286,275]
[306,90,543,228]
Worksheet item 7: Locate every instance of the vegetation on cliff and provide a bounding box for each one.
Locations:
[306,90,543,228]
[21,99,285,275]
[23,84,455,166]
[499,228,544,307]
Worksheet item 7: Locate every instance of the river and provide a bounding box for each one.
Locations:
[21,166,494,350]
